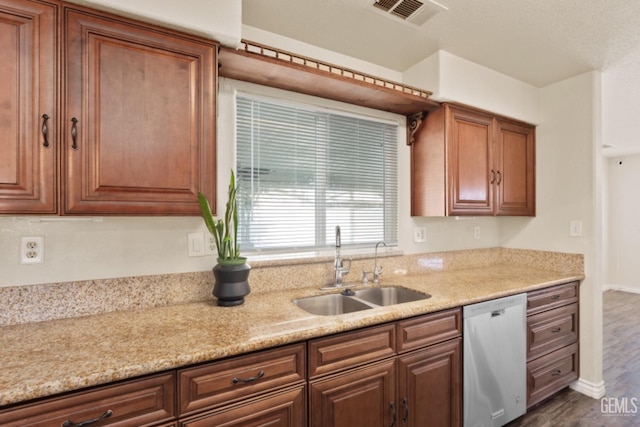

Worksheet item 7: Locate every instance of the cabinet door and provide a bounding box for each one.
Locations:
[397,339,461,427]
[181,385,305,427]
[309,360,395,427]
[0,0,57,213]
[63,8,216,215]
[446,106,494,215]
[494,118,535,216]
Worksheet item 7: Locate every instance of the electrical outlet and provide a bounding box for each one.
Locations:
[414,226,427,243]
[569,220,583,237]
[474,226,481,239]
[20,236,44,264]
[204,234,216,255]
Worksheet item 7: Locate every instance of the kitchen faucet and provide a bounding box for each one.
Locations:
[373,241,387,284]
[333,225,350,287]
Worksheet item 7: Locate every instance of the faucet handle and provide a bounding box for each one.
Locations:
[373,266,383,284]
[362,271,371,285]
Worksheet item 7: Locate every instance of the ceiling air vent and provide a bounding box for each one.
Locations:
[366,0,448,27]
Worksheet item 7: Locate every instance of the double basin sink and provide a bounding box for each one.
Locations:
[293,286,431,316]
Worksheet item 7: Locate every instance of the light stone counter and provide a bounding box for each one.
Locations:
[0,258,583,407]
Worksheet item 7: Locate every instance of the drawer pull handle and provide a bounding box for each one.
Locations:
[41,114,50,148]
[551,327,562,333]
[232,369,265,385]
[62,409,113,427]
[490,170,496,184]
[550,294,561,300]
[496,170,502,185]
[551,369,562,377]
[71,117,79,150]
[390,401,396,427]
[402,396,409,423]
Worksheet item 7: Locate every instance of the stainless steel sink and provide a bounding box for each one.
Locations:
[293,286,431,316]
[354,286,430,306]
[292,294,373,316]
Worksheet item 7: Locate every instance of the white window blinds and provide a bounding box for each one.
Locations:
[236,94,398,253]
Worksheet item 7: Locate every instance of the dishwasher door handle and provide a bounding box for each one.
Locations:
[491,309,505,317]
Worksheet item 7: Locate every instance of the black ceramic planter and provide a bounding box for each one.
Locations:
[212,262,251,306]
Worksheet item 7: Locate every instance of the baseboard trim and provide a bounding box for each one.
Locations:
[570,378,606,399]
[603,284,640,294]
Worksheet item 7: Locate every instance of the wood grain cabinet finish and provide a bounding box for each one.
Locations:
[308,309,462,427]
[397,338,462,427]
[309,360,395,427]
[526,282,580,408]
[180,385,306,427]
[178,343,306,417]
[411,103,535,217]
[0,373,175,427]
[63,7,216,215]
[0,0,57,214]
[308,323,395,378]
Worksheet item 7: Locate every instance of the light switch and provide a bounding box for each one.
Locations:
[188,233,205,257]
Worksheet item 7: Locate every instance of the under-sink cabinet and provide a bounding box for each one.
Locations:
[0,0,217,215]
[308,309,462,427]
[410,103,535,217]
[526,281,580,407]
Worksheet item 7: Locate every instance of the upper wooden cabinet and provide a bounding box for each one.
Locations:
[63,8,216,215]
[0,0,217,215]
[0,0,57,214]
[411,103,535,217]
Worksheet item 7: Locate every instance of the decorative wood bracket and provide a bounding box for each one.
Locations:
[406,112,425,145]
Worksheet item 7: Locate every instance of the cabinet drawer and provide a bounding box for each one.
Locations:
[178,343,305,416]
[308,323,395,378]
[396,308,462,353]
[0,373,175,427]
[527,303,578,361]
[527,343,579,408]
[180,385,305,427]
[527,282,578,315]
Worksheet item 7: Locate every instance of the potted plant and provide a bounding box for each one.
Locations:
[198,170,250,306]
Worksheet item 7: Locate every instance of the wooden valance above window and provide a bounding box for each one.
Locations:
[218,40,440,141]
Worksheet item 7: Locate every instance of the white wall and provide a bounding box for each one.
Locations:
[64,0,241,46]
[403,50,541,124]
[501,71,604,395]
[606,155,640,291]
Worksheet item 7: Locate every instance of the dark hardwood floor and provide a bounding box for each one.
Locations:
[507,290,640,427]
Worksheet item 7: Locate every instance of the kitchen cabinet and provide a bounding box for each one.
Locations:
[526,281,580,407]
[0,373,176,427]
[0,0,217,215]
[411,103,535,217]
[63,7,216,214]
[0,0,57,214]
[180,385,305,427]
[308,309,462,427]
[178,343,306,426]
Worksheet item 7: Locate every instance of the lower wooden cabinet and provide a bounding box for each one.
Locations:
[180,385,306,427]
[0,373,175,427]
[397,339,462,427]
[307,309,462,427]
[526,282,580,408]
[309,360,395,427]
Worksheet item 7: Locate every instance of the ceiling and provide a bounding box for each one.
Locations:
[242,0,640,88]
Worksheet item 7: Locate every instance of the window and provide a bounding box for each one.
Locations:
[236,94,398,253]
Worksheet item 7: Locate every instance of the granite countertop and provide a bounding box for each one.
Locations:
[0,264,583,408]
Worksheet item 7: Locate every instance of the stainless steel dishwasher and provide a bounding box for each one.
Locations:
[463,293,527,427]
